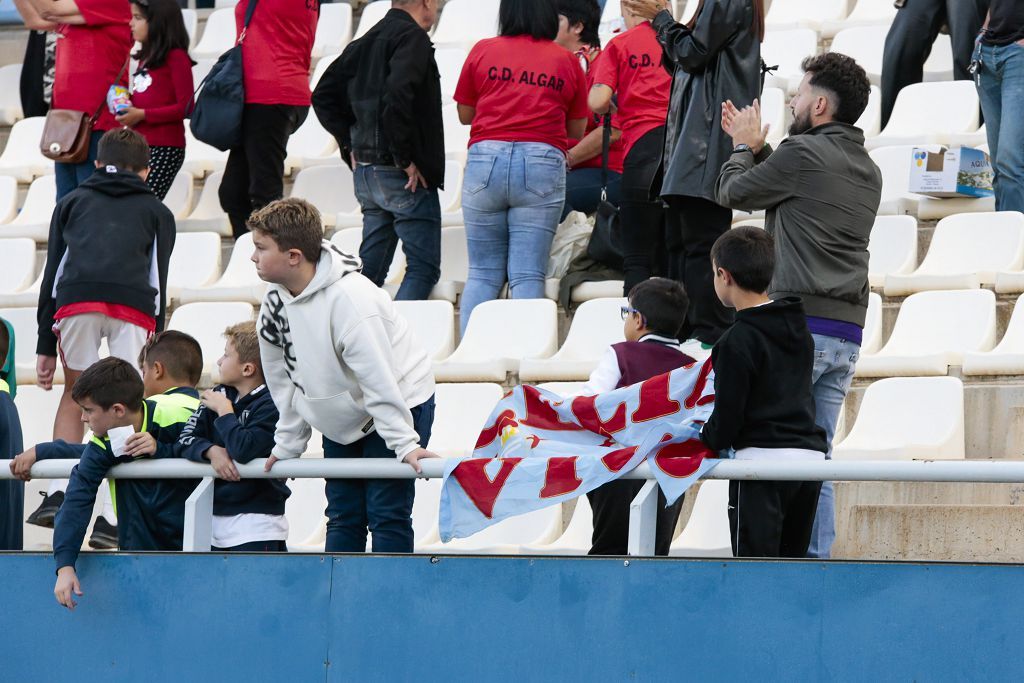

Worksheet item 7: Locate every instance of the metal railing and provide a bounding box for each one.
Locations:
[6,458,1024,555]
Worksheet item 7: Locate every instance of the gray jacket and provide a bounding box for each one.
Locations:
[715,122,883,327]
[653,2,761,201]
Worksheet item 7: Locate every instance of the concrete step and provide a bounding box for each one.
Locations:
[835,503,1024,562]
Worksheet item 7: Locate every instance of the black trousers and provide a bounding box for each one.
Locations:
[880,0,989,128]
[665,194,733,344]
[587,480,684,556]
[728,480,822,558]
[219,103,308,238]
[619,126,668,295]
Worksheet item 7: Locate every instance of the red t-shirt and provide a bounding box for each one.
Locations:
[52,0,132,132]
[590,22,671,158]
[236,0,319,106]
[131,49,195,148]
[454,35,589,153]
[55,302,156,333]
[571,48,625,174]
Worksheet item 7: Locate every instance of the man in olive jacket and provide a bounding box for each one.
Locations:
[714,53,882,559]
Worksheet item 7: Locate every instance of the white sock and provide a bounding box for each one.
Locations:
[100,482,117,525]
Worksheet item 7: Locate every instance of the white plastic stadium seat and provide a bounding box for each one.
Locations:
[168,302,255,384]
[0,262,44,308]
[963,294,1024,376]
[831,27,951,88]
[176,232,268,305]
[162,171,195,219]
[427,383,504,458]
[191,58,217,94]
[193,8,236,60]
[0,307,46,384]
[761,28,819,94]
[856,85,882,138]
[570,280,626,304]
[520,297,627,382]
[182,8,198,49]
[309,55,335,89]
[0,117,54,182]
[284,476,327,551]
[431,0,501,51]
[0,239,37,295]
[290,164,358,229]
[868,81,980,148]
[922,33,954,82]
[430,226,468,303]
[669,481,732,557]
[867,215,918,288]
[760,87,787,147]
[167,232,223,299]
[820,0,897,38]
[434,299,558,382]
[834,377,964,460]
[869,144,944,216]
[393,300,456,361]
[862,292,884,355]
[884,212,1024,296]
[311,2,353,58]
[182,128,229,177]
[436,48,468,101]
[855,289,997,377]
[354,0,391,40]
[284,115,340,175]
[0,175,20,224]
[521,497,594,555]
[0,64,24,125]
[443,104,471,164]
[2,175,56,242]
[176,170,231,236]
[765,0,847,32]
[438,162,464,215]
[328,228,406,286]
[948,124,988,149]
[13,385,65,448]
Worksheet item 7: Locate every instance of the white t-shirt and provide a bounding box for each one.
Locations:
[211,513,289,549]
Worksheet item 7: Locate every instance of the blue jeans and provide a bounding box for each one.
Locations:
[977,42,1024,213]
[55,130,103,200]
[561,167,622,221]
[806,333,860,559]
[322,397,434,553]
[460,141,566,335]
[354,165,442,301]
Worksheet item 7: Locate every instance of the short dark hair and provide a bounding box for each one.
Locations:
[556,0,601,48]
[801,52,871,125]
[97,128,150,172]
[71,357,145,410]
[500,0,558,41]
[131,0,193,69]
[139,331,203,387]
[711,227,775,294]
[628,278,690,339]
[0,318,9,369]
[247,198,324,263]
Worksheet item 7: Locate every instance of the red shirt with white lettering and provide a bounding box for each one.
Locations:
[52,0,132,132]
[590,22,671,158]
[454,35,589,152]
[236,0,319,105]
[571,48,625,173]
[131,49,195,148]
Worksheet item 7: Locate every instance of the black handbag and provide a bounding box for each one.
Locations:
[189,0,259,151]
[586,113,624,271]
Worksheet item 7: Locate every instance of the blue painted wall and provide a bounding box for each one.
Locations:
[1,553,1022,681]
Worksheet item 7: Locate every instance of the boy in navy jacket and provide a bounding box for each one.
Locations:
[577,278,696,556]
[178,321,289,551]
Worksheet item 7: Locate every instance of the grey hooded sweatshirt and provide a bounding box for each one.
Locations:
[715,122,882,327]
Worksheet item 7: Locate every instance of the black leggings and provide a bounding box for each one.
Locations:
[219,103,308,238]
[618,126,667,295]
[665,194,733,344]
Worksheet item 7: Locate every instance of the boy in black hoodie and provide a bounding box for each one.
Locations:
[29,128,176,533]
[701,227,827,558]
[177,321,290,552]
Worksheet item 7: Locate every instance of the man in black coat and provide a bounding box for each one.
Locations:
[312,0,444,301]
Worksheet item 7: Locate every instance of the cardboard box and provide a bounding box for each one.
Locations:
[908,146,994,198]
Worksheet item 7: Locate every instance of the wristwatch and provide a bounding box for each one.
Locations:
[732,144,752,155]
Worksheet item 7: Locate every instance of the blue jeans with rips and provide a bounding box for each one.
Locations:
[806,333,860,559]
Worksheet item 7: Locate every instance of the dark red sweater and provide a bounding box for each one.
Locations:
[131,48,194,148]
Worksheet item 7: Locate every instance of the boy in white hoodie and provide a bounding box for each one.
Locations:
[251,198,438,553]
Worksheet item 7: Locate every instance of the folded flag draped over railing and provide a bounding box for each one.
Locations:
[439,359,721,542]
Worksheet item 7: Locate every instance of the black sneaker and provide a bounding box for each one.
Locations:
[88,517,119,550]
[26,491,64,528]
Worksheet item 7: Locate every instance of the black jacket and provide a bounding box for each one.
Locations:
[36,166,176,356]
[700,298,827,454]
[177,384,290,516]
[715,123,882,326]
[311,9,445,188]
[52,391,201,571]
[652,3,761,201]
